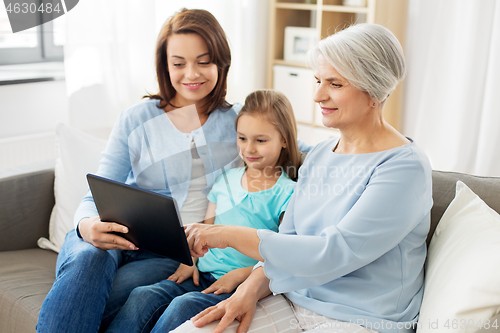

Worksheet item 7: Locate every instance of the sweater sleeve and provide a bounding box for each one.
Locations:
[297,140,313,153]
[257,152,432,294]
[73,111,135,228]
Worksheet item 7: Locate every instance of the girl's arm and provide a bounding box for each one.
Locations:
[202,266,253,295]
[168,257,200,286]
[198,202,255,293]
[169,201,217,285]
[203,201,217,225]
[192,267,271,333]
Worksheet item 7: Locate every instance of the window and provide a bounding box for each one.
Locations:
[0,1,65,65]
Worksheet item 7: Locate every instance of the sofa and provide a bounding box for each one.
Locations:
[1,165,500,333]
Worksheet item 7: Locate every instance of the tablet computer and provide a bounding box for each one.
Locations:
[86,174,193,266]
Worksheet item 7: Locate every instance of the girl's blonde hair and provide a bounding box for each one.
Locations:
[235,90,300,180]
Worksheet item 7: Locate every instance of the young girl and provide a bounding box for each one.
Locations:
[104,90,301,333]
[37,9,242,333]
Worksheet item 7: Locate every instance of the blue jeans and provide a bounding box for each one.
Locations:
[37,230,181,333]
[105,273,233,333]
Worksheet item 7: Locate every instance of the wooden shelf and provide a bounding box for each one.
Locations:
[274,2,368,13]
[321,5,369,13]
[267,0,409,134]
[275,3,317,10]
[273,59,309,68]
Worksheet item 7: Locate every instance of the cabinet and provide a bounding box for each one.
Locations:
[267,0,408,145]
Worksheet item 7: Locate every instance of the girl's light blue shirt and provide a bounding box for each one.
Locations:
[197,167,295,279]
[257,137,433,333]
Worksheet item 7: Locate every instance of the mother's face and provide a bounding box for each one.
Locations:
[313,54,375,130]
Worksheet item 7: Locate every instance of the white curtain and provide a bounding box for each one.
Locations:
[403,0,500,177]
[63,0,157,132]
[64,0,269,132]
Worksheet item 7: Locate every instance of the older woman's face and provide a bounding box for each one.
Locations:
[313,54,374,130]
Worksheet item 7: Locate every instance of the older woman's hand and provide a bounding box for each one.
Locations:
[190,267,271,333]
[184,223,230,257]
[191,283,259,333]
[185,223,264,261]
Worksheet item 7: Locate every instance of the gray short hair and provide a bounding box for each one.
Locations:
[308,23,406,103]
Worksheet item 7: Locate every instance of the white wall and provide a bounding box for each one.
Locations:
[0,80,68,169]
[0,80,69,138]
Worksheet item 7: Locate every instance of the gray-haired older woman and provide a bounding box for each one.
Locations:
[175,23,432,333]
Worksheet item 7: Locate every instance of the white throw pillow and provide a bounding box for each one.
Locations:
[417,181,500,333]
[37,123,107,252]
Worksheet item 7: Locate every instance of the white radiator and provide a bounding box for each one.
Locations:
[0,132,56,169]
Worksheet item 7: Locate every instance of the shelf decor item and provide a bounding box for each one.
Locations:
[284,26,318,63]
[273,65,315,124]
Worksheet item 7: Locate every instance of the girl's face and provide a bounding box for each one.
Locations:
[313,54,374,130]
[237,114,286,174]
[167,33,218,108]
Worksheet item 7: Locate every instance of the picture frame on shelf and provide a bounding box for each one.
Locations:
[284,27,317,63]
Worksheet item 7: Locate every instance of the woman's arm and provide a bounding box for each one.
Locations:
[257,156,433,293]
[191,267,271,333]
[75,110,138,250]
[74,111,134,229]
[185,224,263,261]
[189,155,432,294]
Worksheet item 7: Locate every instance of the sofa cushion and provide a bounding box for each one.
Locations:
[0,248,57,333]
[39,123,107,252]
[418,181,500,332]
[429,170,500,245]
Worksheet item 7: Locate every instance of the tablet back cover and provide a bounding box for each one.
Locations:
[87,174,193,266]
